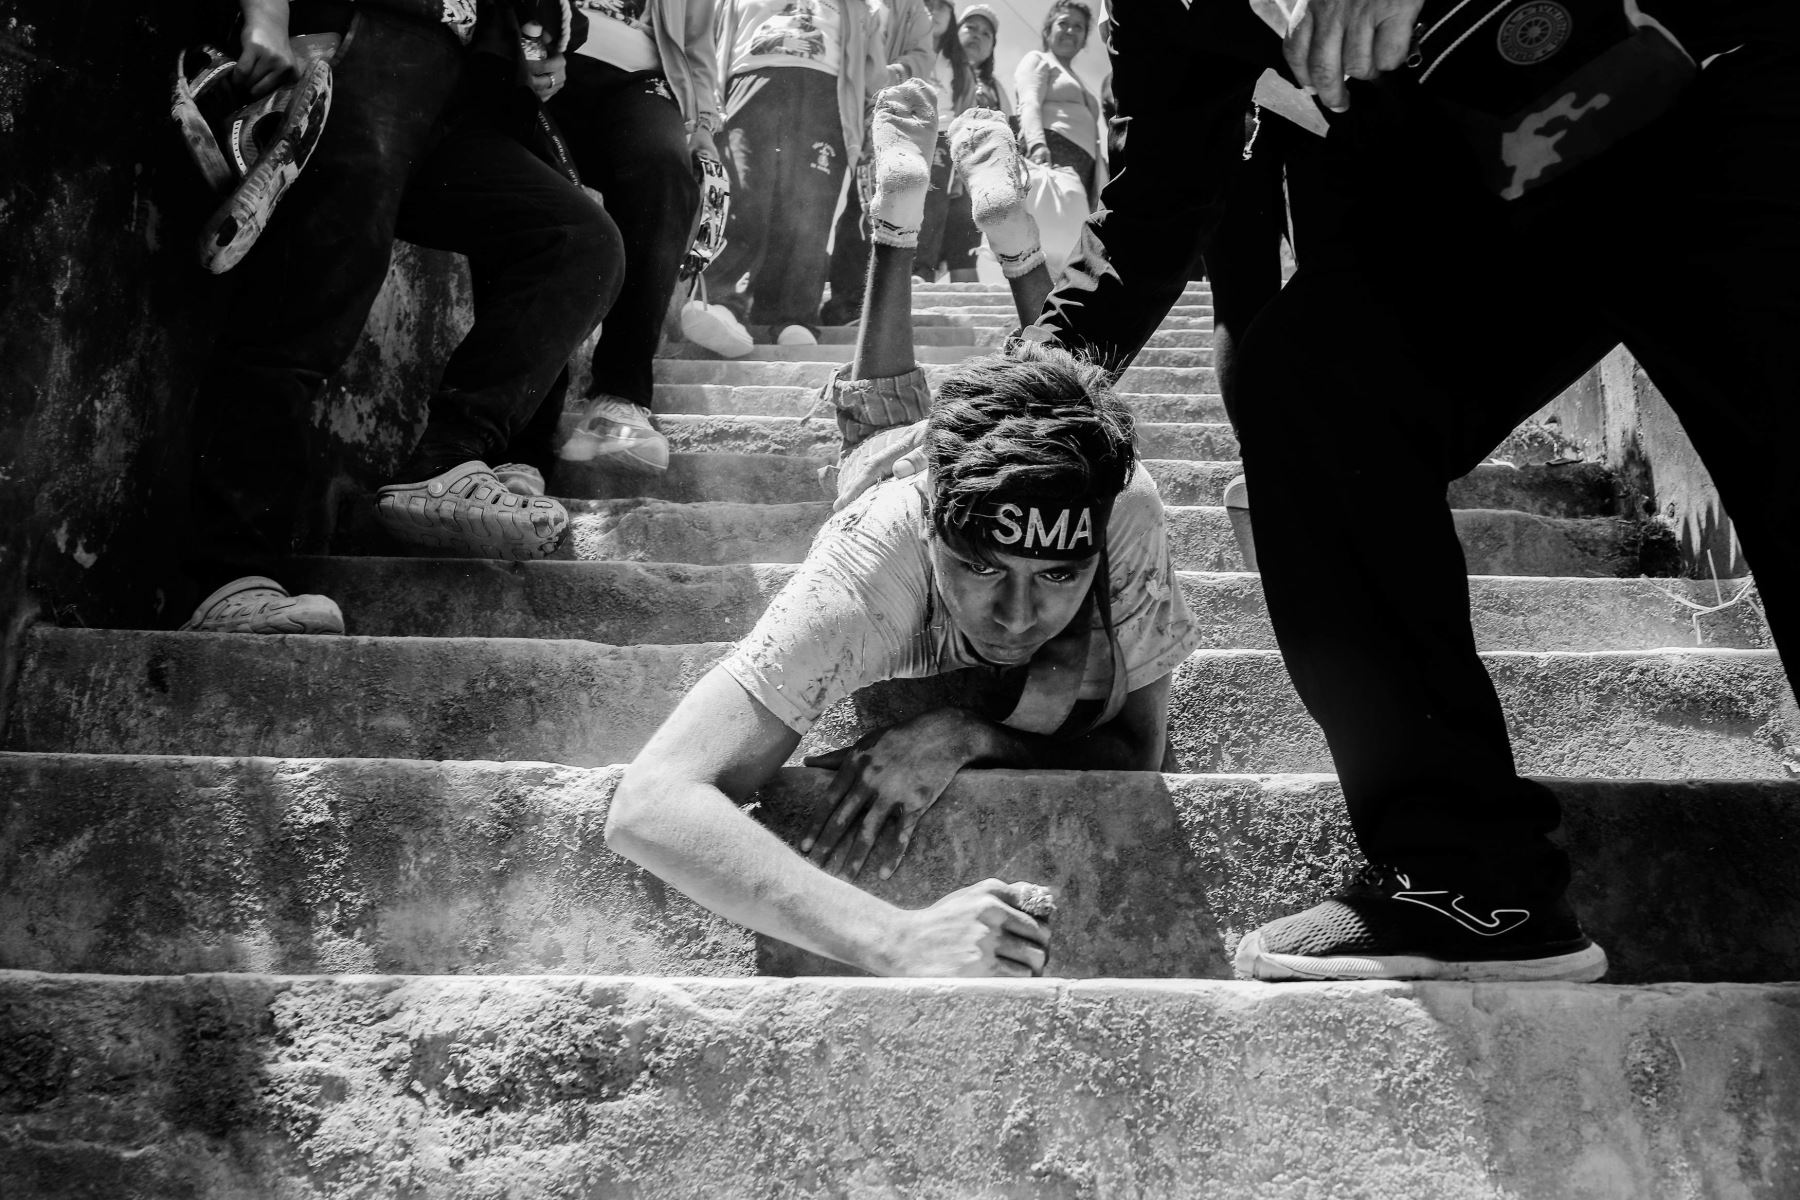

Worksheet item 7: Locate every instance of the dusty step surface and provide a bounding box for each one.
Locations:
[650,382,1231,422]
[3,969,1796,1200]
[656,341,1218,368]
[620,414,1244,461]
[10,630,1798,779]
[6,753,1800,984]
[555,451,1619,516]
[546,498,1668,577]
[653,358,1220,393]
[283,559,1767,653]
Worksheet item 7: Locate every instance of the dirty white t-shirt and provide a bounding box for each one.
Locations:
[720,463,1198,735]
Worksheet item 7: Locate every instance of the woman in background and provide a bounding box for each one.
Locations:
[938,3,1006,282]
[1013,0,1105,280]
[911,0,969,281]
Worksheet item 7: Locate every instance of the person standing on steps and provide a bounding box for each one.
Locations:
[180,0,623,636]
[1033,0,1799,986]
[530,0,725,475]
[935,3,1008,283]
[821,0,936,327]
[607,81,1200,977]
[1014,0,1107,281]
[703,0,885,346]
[907,0,968,282]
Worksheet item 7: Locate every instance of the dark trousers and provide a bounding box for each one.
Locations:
[1234,49,1800,897]
[705,68,848,331]
[549,55,700,409]
[825,165,870,323]
[913,132,954,279]
[187,6,622,592]
[1045,0,1800,899]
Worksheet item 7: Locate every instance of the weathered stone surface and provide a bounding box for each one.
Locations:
[8,758,1800,983]
[552,498,1666,576]
[629,415,1243,462]
[284,558,1769,651]
[12,631,1798,777]
[1,971,1796,1200]
[1165,647,1800,778]
[653,359,1221,394]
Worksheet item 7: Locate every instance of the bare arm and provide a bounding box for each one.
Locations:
[607,666,1051,975]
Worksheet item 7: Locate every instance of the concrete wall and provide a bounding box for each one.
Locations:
[0,1,468,733]
[1541,348,1743,580]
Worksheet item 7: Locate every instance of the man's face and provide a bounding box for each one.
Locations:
[930,537,1100,666]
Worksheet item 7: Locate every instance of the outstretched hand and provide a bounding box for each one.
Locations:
[802,708,984,880]
[1282,0,1424,113]
[881,879,1052,977]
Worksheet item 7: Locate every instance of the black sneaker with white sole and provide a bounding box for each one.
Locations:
[1235,864,1608,983]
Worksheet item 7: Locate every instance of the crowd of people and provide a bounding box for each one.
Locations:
[173,0,1796,987]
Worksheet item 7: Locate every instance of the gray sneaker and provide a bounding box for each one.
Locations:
[180,576,344,634]
[558,398,670,473]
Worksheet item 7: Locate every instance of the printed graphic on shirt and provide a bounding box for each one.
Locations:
[441,0,478,41]
[580,0,650,34]
[749,0,831,61]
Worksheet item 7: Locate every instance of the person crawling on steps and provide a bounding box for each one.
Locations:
[606,80,1200,979]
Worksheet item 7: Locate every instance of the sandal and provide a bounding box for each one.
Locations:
[375,460,567,560]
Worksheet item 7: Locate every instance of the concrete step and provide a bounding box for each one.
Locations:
[908,282,1210,302]
[6,754,1799,984]
[281,558,1768,653]
[654,357,1219,393]
[655,341,1216,368]
[541,498,1668,578]
[3,969,1794,1199]
[652,382,1228,422]
[555,451,1620,517]
[11,630,1797,778]
[624,414,1242,461]
[808,323,1216,348]
[897,311,1215,332]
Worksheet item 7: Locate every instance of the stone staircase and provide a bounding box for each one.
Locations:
[4,283,1799,1197]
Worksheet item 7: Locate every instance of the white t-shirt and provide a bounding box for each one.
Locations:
[720,463,1199,735]
[933,52,957,125]
[730,0,844,77]
[575,0,661,73]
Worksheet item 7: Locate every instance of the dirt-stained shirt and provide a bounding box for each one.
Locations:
[720,463,1198,735]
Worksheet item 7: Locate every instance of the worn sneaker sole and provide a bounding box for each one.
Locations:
[1234,931,1609,983]
[374,494,568,560]
[557,429,670,472]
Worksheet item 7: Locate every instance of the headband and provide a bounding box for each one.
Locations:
[959,495,1109,560]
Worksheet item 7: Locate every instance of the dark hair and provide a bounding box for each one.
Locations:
[931,0,971,111]
[926,341,1135,548]
[957,13,999,100]
[1039,0,1093,52]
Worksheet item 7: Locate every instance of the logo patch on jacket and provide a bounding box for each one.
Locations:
[1497,3,1573,66]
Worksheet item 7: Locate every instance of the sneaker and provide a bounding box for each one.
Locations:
[375,460,568,560]
[558,397,670,472]
[180,575,344,634]
[491,462,546,498]
[1234,864,1609,983]
[775,324,818,346]
[679,299,753,358]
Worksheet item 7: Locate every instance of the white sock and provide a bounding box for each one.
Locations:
[949,108,1043,277]
[868,80,939,249]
